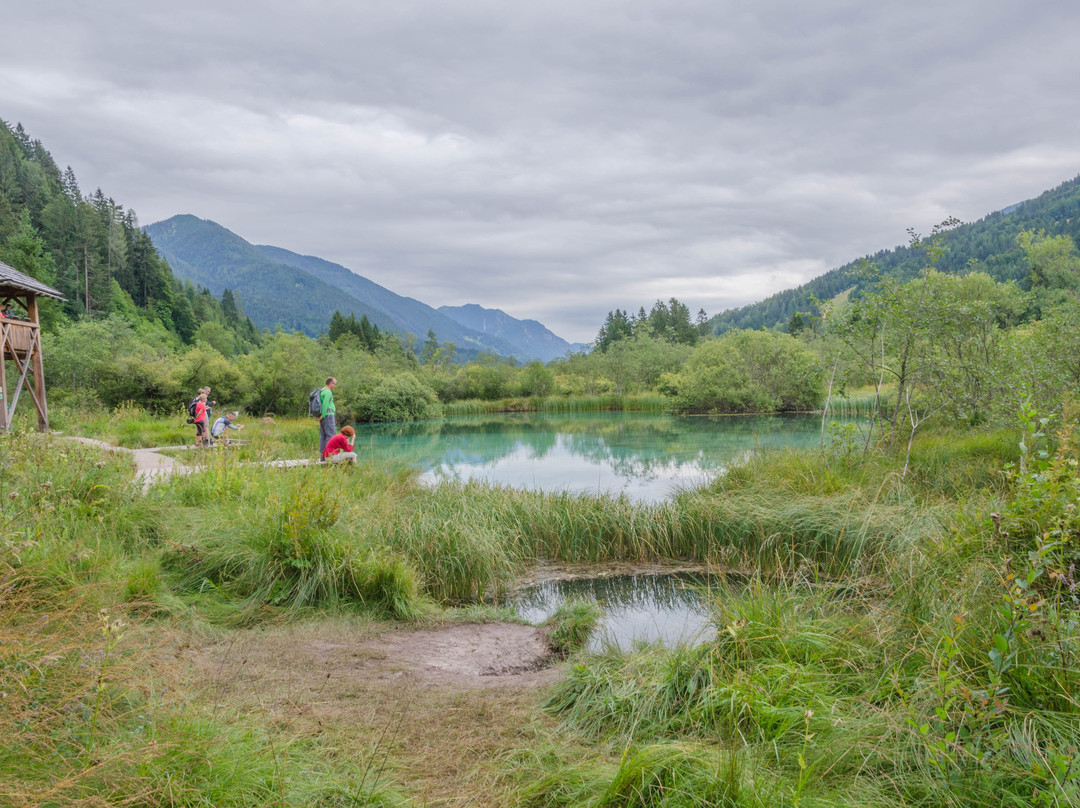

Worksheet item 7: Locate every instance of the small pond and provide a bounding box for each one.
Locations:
[510,572,721,652]
[353,412,847,503]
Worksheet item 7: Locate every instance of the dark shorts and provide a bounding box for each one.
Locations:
[195,420,207,436]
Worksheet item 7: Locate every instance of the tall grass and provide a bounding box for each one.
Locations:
[11,407,1073,807]
[444,393,672,416]
[165,471,425,619]
[1,434,410,807]
[825,390,884,418]
[529,555,1080,807]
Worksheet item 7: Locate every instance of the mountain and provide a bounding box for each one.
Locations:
[145,215,531,360]
[144,215,394,336]
[709,174,1080,333]
[437,304,587,362]
[253,245,525,359]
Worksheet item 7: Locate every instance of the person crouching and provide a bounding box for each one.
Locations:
[321,425,357,464]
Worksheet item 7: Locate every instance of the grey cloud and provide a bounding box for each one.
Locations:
[3,1,1080,342]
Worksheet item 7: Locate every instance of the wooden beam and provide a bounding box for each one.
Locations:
[25,296,47,431]
[0,323,8,430]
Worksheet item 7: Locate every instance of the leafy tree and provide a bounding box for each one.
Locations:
[664,330,824,413]
[518,361,555,397]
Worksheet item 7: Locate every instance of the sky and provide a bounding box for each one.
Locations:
[2,1,1080,343]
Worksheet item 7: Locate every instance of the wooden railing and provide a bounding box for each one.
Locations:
[1,319,36,360]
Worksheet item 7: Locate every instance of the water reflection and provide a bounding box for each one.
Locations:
[352,412,841,503]
[511,572,721,652]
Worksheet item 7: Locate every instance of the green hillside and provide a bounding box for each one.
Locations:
[710,174,1080,332]
[255,244,526,358]
[0,119,257,347]
[145,215,396,337]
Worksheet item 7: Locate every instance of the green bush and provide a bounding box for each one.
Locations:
[355,373,443,423]
[665,330,824,414]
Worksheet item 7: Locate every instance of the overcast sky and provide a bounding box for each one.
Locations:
[3,1,1079,342]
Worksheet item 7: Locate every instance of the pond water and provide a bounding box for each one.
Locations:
[510,572,721,652]
[353,412,840,503]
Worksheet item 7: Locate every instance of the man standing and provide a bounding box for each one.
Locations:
[319,377,337,457]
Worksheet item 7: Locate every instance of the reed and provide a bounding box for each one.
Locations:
[443,393,672,416]
[824,390,884,418]
[546,599,603,657]
[165,479,424,619]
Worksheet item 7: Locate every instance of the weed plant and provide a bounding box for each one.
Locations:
[546,599,603,656]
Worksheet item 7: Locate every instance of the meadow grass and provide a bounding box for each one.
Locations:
[0,432,410,807]
[8,411,1078,807]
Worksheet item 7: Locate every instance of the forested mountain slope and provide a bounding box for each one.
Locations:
[0,119,244,342]
[255,245,526,359]
[710,174,1080,333]
[145,215,396,337]
[147,215,544,359]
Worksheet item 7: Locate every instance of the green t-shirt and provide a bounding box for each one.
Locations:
[319,386,336,417]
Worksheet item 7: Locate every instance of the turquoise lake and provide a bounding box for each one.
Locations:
[352,412,837,503]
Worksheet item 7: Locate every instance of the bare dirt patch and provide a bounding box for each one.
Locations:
[172,618,566,807]
[368,622,561,685]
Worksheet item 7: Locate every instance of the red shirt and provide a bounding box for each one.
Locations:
[194,400,208,423]
[322,434,354,458]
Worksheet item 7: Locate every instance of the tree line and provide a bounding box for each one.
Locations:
[0,119,258,349]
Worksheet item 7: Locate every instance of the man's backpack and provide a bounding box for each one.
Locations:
[187,397,199,418]
[308,388,323,417]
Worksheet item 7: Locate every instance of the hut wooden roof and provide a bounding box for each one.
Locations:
[0,259,65,301]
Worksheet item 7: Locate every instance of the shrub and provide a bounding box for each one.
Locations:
[667,330,824,414]
[355,373,443,423]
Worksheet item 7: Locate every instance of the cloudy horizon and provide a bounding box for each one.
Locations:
[3,1,1079,343]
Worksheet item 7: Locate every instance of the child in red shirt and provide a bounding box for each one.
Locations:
[193,392,209,446]
[321,425,357,464]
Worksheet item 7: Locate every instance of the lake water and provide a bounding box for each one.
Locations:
[510,572,720,652]
[352,412,836,503]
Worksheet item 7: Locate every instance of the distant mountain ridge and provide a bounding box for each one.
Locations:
[709,174,1080,333]
[144,216,395,336]
[252,245,523,358]
[145,215,575,361]
[438,303,587,362]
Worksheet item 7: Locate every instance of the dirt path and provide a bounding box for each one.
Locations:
[64,436,319,488]
[173,619,566,807]
[64,436,185,489]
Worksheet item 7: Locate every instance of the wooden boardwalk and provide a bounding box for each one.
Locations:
[63,437,321,491]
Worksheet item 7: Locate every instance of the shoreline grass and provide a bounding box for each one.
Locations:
[9,411,1077,807]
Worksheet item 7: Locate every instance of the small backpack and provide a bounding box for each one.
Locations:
[308,388,323,417]
[187,397,199,418]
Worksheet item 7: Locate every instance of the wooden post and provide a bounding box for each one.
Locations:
[26,295,48,431]
[0,322,8,430]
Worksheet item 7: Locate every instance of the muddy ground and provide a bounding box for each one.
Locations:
[171,618,572,807]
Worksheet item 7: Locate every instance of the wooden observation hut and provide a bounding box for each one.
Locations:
[0,259,64,431]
